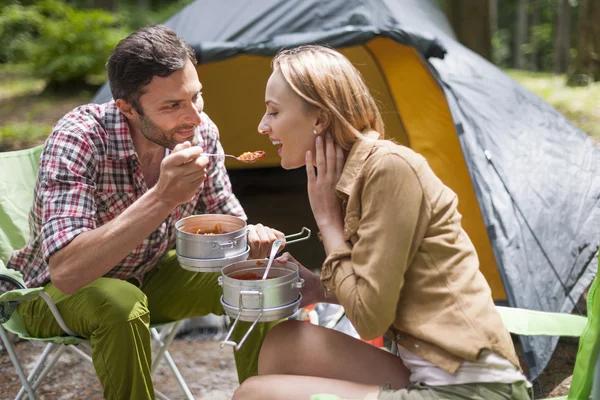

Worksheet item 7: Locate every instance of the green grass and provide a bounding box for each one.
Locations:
[506,69,600,140]
[0,64,45,100]
[0,122,51,152]
[0,63,92,151]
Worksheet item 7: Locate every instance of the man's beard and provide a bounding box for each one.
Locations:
[139,114,198,150]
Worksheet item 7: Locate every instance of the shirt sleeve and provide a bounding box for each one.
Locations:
[39,130,99,263]
[320,153,427,340]
[193,115,246,219]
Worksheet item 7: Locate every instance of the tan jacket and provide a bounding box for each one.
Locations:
[321,131,520,374]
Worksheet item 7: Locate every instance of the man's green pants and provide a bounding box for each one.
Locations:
[16,250,277,399]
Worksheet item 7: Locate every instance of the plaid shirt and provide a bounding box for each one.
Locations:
[4,101,245,291]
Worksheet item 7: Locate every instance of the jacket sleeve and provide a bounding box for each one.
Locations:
[320,153,427,340]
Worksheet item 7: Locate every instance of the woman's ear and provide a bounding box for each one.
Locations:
[314,108,331,134]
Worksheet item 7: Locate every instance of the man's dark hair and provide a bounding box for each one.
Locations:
[107,24,197,114]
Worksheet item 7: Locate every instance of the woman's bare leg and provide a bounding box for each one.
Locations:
[257,320,410,389]
[233,374,380,400]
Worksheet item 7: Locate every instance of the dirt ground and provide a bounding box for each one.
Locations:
[0,324,576,400]
[0,333,238,400]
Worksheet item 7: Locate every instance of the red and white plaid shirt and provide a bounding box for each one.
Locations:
[5,101,245,290]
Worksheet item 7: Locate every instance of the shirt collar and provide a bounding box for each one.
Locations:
[104,101,136,160]
[336,130,380,196]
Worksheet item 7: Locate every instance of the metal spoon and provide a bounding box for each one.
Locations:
[202,153,247,162]
[202,151,264,164]
[261,239,283,280]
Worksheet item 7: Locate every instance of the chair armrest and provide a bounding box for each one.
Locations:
[497,306,587,337]
[0,273,25,290]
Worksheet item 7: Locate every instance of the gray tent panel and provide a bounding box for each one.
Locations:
[432,37,600,378]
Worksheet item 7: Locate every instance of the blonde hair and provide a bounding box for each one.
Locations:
[272,45,384,150]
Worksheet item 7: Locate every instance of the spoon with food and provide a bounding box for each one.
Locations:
[202,150,266,163]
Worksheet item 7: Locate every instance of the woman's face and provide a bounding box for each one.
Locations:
[258,70,320,170]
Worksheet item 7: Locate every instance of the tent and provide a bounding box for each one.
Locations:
[92,0,600,379]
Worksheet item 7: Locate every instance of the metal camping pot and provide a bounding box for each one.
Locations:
[218,260,304,350]
[176,214,247,260]
[176,214,312,273]
[177,246,251,273]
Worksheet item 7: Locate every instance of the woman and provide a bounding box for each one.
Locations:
[233,45,532,400]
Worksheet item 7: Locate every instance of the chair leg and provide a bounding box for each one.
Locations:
[14,343,56,400]
[66,343,93,363]
[16,344,68,400]
[0,325,37,400]
[151,322,194,400]
[151,323,180,373]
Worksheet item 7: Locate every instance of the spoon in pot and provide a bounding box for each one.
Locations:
[261,239,284,280]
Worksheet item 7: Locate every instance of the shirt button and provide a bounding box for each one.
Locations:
[396,334,401,340]
[414,344,419,349]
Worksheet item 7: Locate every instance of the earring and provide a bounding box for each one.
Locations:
[313,129,318,135]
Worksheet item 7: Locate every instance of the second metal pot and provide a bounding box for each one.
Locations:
[218,260,304,309]
[218,260,305,351]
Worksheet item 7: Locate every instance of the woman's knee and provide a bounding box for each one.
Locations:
[232,376,264,400]
[261,320,304,351]
[258,320,311,374]
[78,278,149,325]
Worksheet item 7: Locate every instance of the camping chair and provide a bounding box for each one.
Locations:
[310,259,600,400]
[0,146,194,400]
[495,265,599,400]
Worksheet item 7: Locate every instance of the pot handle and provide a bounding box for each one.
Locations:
[284,227,311,244]
[217,240,238,249]
[292,278,305,289]
[220,290,264,351]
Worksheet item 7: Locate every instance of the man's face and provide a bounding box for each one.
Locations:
[136,60,204,150]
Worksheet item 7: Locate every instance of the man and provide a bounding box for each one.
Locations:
[3,25,283,399]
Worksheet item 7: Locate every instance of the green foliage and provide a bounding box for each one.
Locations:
[0,1,128,88]
[30,4,128,86]
[0,4,44,63]
[492,29,512,68]
[117,0,195,30]
[529,23,554,71]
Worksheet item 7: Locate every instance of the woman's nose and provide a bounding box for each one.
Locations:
[258,120,270,134]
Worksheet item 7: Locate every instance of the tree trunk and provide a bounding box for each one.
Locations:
[553,0,572,74]
[530,0,542,71]
[447,0,492,61]
[515,0,529,69]
[569,0,600,83]
[490,0,498,35]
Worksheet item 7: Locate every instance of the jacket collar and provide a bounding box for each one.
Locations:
[336,130,380,197]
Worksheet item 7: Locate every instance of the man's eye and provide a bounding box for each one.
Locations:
[268,112,278,116]
[167,103,180,109]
